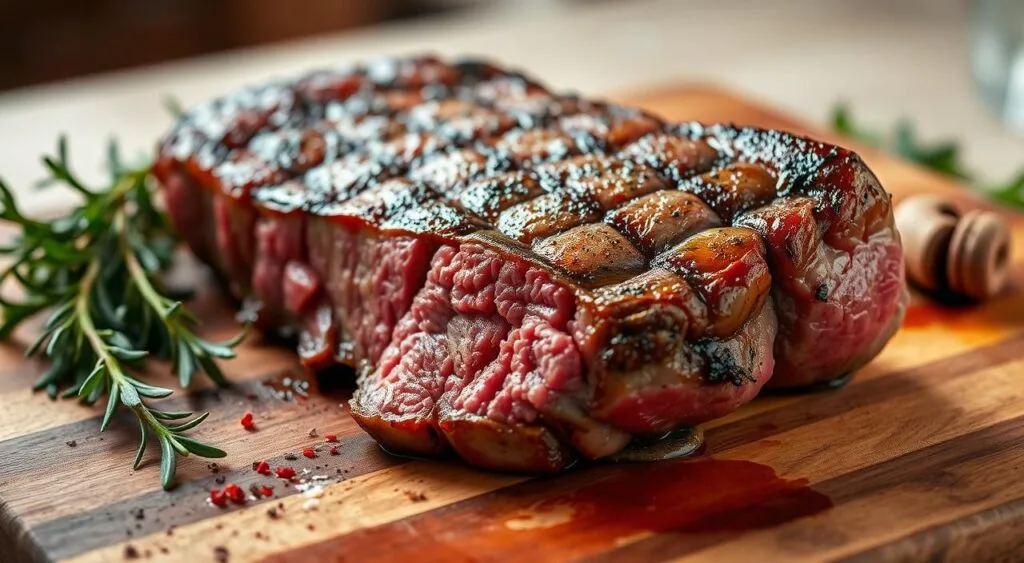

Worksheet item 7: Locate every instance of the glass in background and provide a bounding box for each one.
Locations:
[972,0,1024,134]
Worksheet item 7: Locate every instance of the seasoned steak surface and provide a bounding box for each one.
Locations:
[154,56,907,470]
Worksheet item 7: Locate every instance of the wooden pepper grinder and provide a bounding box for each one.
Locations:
[895,195,1011,300]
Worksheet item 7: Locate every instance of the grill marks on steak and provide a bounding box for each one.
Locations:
[154,56,906,469]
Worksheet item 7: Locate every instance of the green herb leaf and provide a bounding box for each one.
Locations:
[165,411,210,433]
[830,103,1022,210]
[158,435,177,490]
[990,170,1024,209]
[174,436,227,458]
[830,104,882,146]
[101,379,119,431]
[0,139,246,489]
[892,121,971,180]
[149,409,193,421]
[133,419,148,470]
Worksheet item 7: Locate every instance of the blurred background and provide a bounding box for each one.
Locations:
[0,0,1022,210]
[0,0,452,91]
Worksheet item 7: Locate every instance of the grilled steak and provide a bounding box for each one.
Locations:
[153,56,907,470]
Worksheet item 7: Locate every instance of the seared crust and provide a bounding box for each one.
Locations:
[154,56,906,466]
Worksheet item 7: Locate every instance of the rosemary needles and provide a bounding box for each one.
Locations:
[0,137,245,489]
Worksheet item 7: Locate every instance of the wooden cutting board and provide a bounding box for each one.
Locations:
[2,85,1024,563]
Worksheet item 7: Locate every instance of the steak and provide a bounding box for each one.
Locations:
[153,56,907,470]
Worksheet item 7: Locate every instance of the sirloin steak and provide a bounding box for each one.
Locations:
[153,56,907,471]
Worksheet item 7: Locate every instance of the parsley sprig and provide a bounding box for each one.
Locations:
[831,104,1024,209]
[0,138,245,489]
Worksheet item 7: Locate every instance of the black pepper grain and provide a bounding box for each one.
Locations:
[404,490,428,502]
[815,283,829,302]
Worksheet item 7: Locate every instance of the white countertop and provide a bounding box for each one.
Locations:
[1,0,1021,212]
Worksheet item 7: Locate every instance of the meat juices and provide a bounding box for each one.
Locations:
[153,56,907,471]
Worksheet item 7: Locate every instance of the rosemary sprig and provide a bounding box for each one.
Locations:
[830,103,1024,210]
[0,137,245,490]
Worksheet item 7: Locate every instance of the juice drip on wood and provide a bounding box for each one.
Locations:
[899,297,1024,348]
[901,301,975,329]
[500,459,832,535]
[271,458,832,563]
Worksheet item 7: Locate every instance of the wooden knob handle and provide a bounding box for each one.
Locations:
[895,196,959,291]
[946,210,1011,300]
[895,195,1012,300]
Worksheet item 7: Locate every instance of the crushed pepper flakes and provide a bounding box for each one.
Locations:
[404,490,428,502]
[224,483,246,504]
[240,412,256,430]
[209,489,228,507]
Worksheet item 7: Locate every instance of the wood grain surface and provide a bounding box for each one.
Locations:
[1,85,1023,563]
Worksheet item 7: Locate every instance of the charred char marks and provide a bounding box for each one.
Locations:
[154,55,905,471]
[694,340,756,386]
